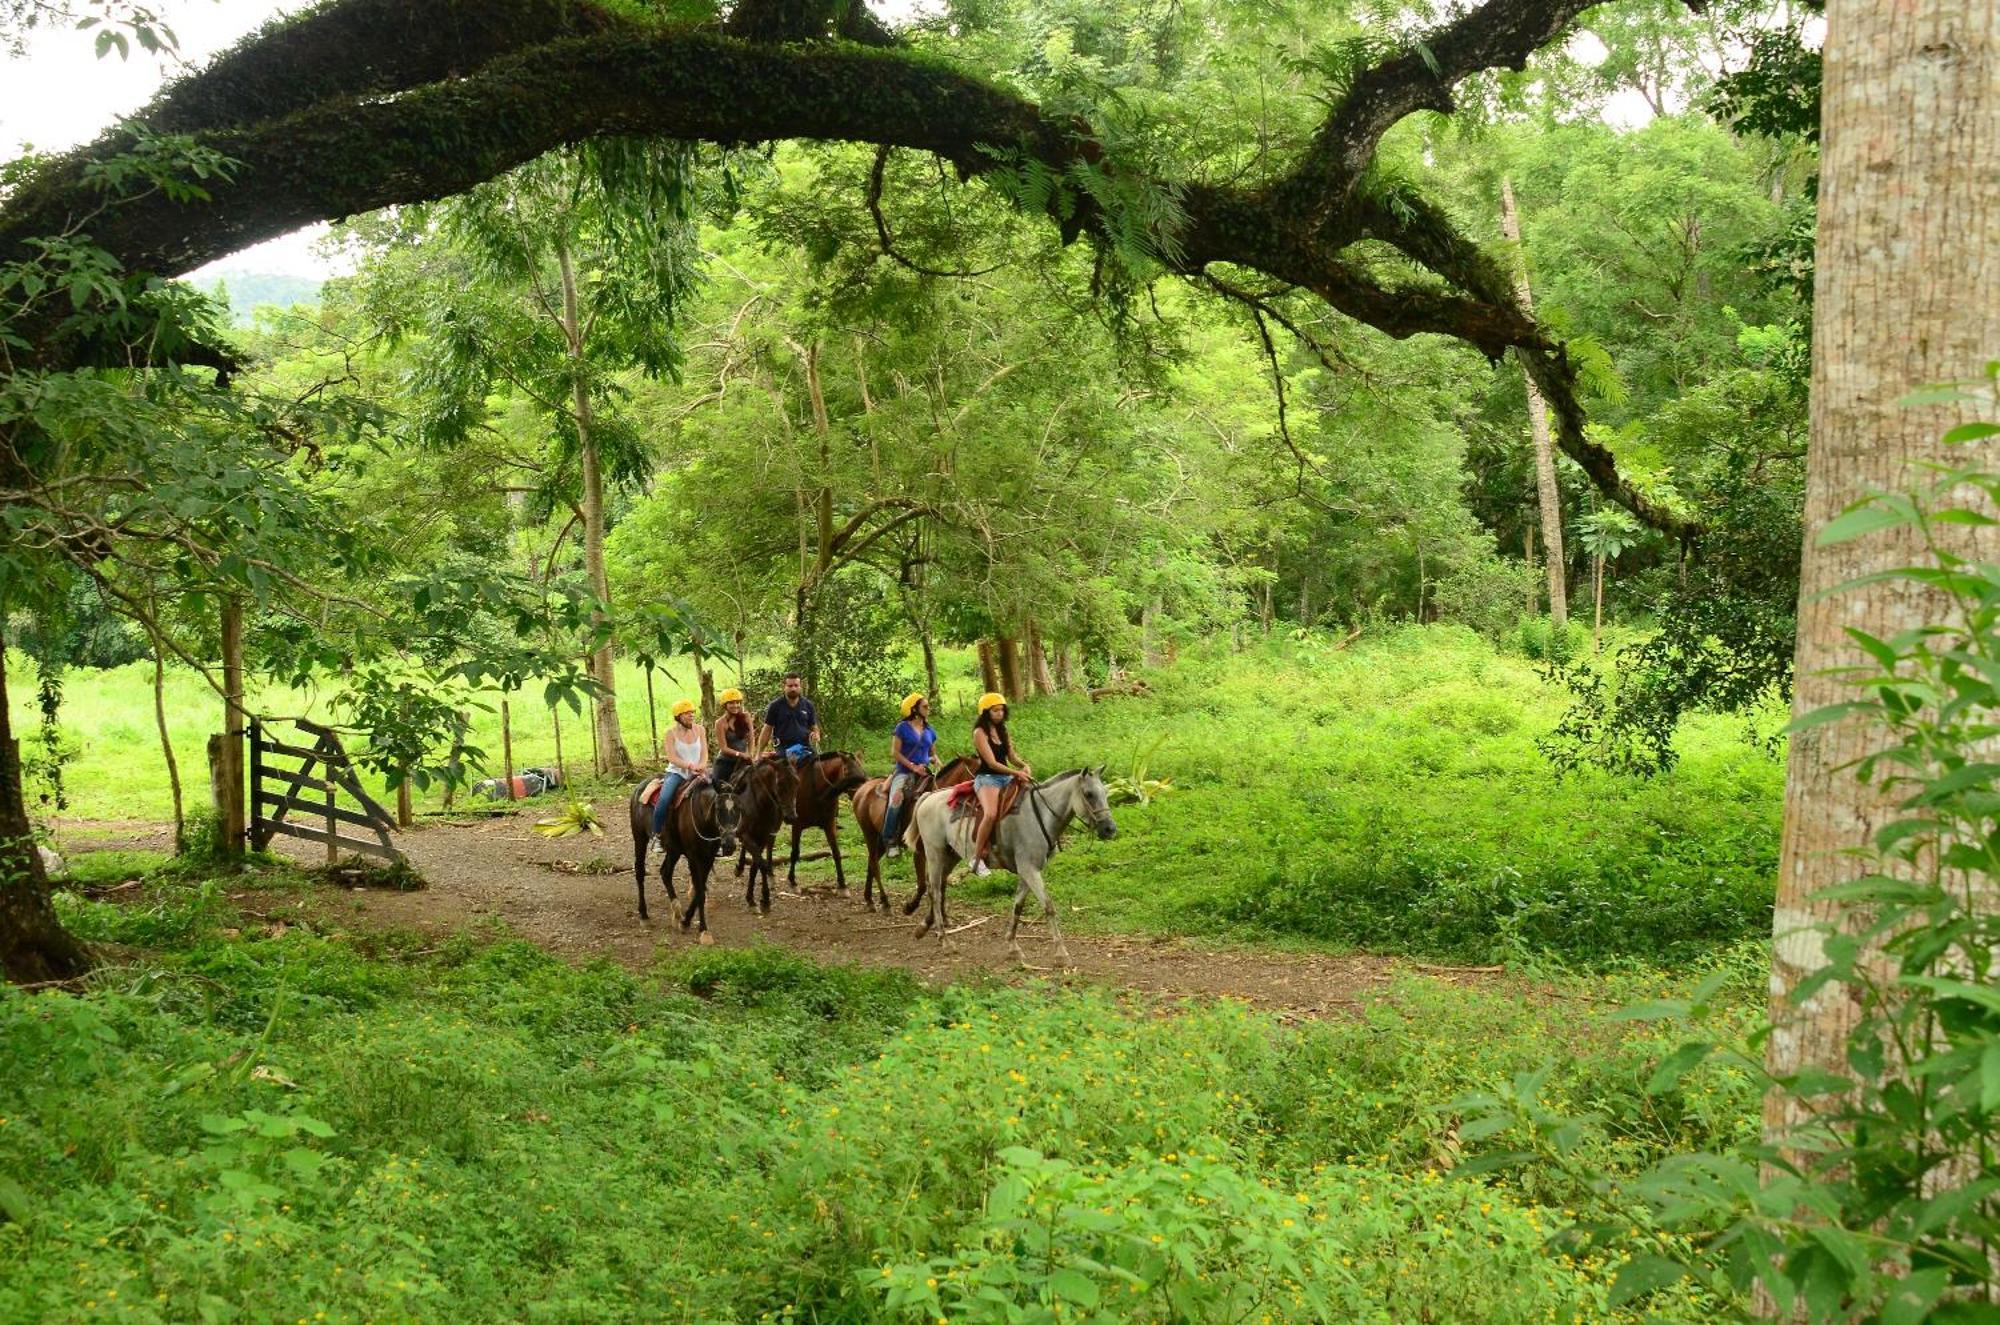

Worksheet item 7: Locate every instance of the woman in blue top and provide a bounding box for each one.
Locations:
[879,692,937,859]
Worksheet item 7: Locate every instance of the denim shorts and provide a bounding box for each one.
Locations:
[974,772,1012,790]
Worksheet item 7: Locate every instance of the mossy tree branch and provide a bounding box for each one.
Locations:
[0,0,1699,536]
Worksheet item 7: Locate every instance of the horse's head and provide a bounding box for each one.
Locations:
[711,785,742,858]
[821,750,869,795]
[1077,766,1118,841]
[768,756,803,822]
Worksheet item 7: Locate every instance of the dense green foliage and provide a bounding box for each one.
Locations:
[2,875,1762,1323]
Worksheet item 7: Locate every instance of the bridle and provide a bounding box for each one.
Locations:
[686,783,738,845]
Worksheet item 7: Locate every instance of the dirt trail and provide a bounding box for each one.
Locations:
[62,802,1507,1018]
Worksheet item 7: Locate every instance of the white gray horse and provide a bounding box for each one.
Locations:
[903,766,1117,967]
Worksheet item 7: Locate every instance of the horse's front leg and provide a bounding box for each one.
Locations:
[786,822,805,886]
[687,854,714,944]
[633,826,651,921]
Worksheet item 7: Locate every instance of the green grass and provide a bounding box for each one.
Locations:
[1,879,1757,1324]
[970,627,1783,965]
[16,626,1783,966]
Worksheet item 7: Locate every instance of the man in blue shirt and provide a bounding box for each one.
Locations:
[758,672,821,765]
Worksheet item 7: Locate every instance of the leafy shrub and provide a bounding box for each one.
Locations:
[1514,615,1590,662]
[0,912,1748,1325]
[1435,554,1537,640]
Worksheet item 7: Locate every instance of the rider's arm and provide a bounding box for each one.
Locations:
[891,730,911,775]
[695,727,709,772]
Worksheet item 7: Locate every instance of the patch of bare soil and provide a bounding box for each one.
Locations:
[128,800,1507,1018]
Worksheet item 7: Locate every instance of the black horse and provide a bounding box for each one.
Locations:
[628,776,741,940]
[786,751,870,891]
[732,754,800,915]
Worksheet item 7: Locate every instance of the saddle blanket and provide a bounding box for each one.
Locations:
[945,779,1023,822]
[640,775,706,810]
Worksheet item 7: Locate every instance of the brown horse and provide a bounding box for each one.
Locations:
[628,777,740,939]
[850,753,977,913]
[785,751,869,891]
[732,754,800,915]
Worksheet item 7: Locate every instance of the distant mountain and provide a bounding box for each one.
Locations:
[201,272,324,324]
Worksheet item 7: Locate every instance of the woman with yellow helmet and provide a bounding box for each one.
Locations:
[651,698,709,839]
[712,688,752,788]
[879,691,937,859]
[970,691,1030,876]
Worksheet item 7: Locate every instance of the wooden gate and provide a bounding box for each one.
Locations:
[248,718,404,865]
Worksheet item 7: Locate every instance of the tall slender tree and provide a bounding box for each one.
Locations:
[378,143,701,776]
[1499,175,1569,626]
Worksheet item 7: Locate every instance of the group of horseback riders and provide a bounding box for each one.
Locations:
[649,672,1030,876]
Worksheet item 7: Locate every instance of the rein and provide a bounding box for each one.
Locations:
[684,783,734,845]
[1021,771,1091,858]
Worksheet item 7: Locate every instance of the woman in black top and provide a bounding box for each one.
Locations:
[970,691,1031,876]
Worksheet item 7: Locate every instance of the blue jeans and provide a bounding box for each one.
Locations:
[651,770,687,837]
[882,770,916,846]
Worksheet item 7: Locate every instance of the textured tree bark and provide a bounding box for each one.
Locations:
[977,640,1000,695]
[0,644,93,983]
[994,635,1023,701]
[1500,176,1569,627]
[1026,619,1056,696]
[1765,0,2000,1181]
[561,244,634,777]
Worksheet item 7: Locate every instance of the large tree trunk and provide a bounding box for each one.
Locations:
[0,646,91,984]
[977,639,1000,695]
[1026,619,1056,696]
[994,634,1023,701]
[561,244,633,778]
[1500,175,1569,627]
[1765,0,2000,1181]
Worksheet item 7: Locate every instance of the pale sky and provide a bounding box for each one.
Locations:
[1,0,1660,281]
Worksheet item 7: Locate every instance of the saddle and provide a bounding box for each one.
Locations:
[946,778,1023,825]
[640,775,706,812]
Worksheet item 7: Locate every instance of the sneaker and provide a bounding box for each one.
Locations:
[972,859,991,877]
[883,844,903,859]
[647,838,665,858]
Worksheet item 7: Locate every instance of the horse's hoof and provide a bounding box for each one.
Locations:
[698,931,715,946]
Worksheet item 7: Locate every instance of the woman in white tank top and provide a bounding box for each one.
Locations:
[652,700,710,837]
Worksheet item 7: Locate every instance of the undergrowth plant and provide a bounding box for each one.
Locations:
[1480,401,2000,1321]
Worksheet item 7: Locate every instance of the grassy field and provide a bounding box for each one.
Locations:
[13,625,1783,966]
[0,874,1760,1324]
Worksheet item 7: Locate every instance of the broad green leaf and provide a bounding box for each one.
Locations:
[1817,504,1911,546]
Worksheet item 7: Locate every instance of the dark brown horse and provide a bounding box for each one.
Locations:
[785,751,869,891]
[628,777,740,940]
[732,754,800,915]
[850,753,977,913]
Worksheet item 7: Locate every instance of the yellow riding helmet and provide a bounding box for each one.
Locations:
[977,691,1008,715]
[671,699,697,718]
[719,687,744,705]
[900,692,927,719]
